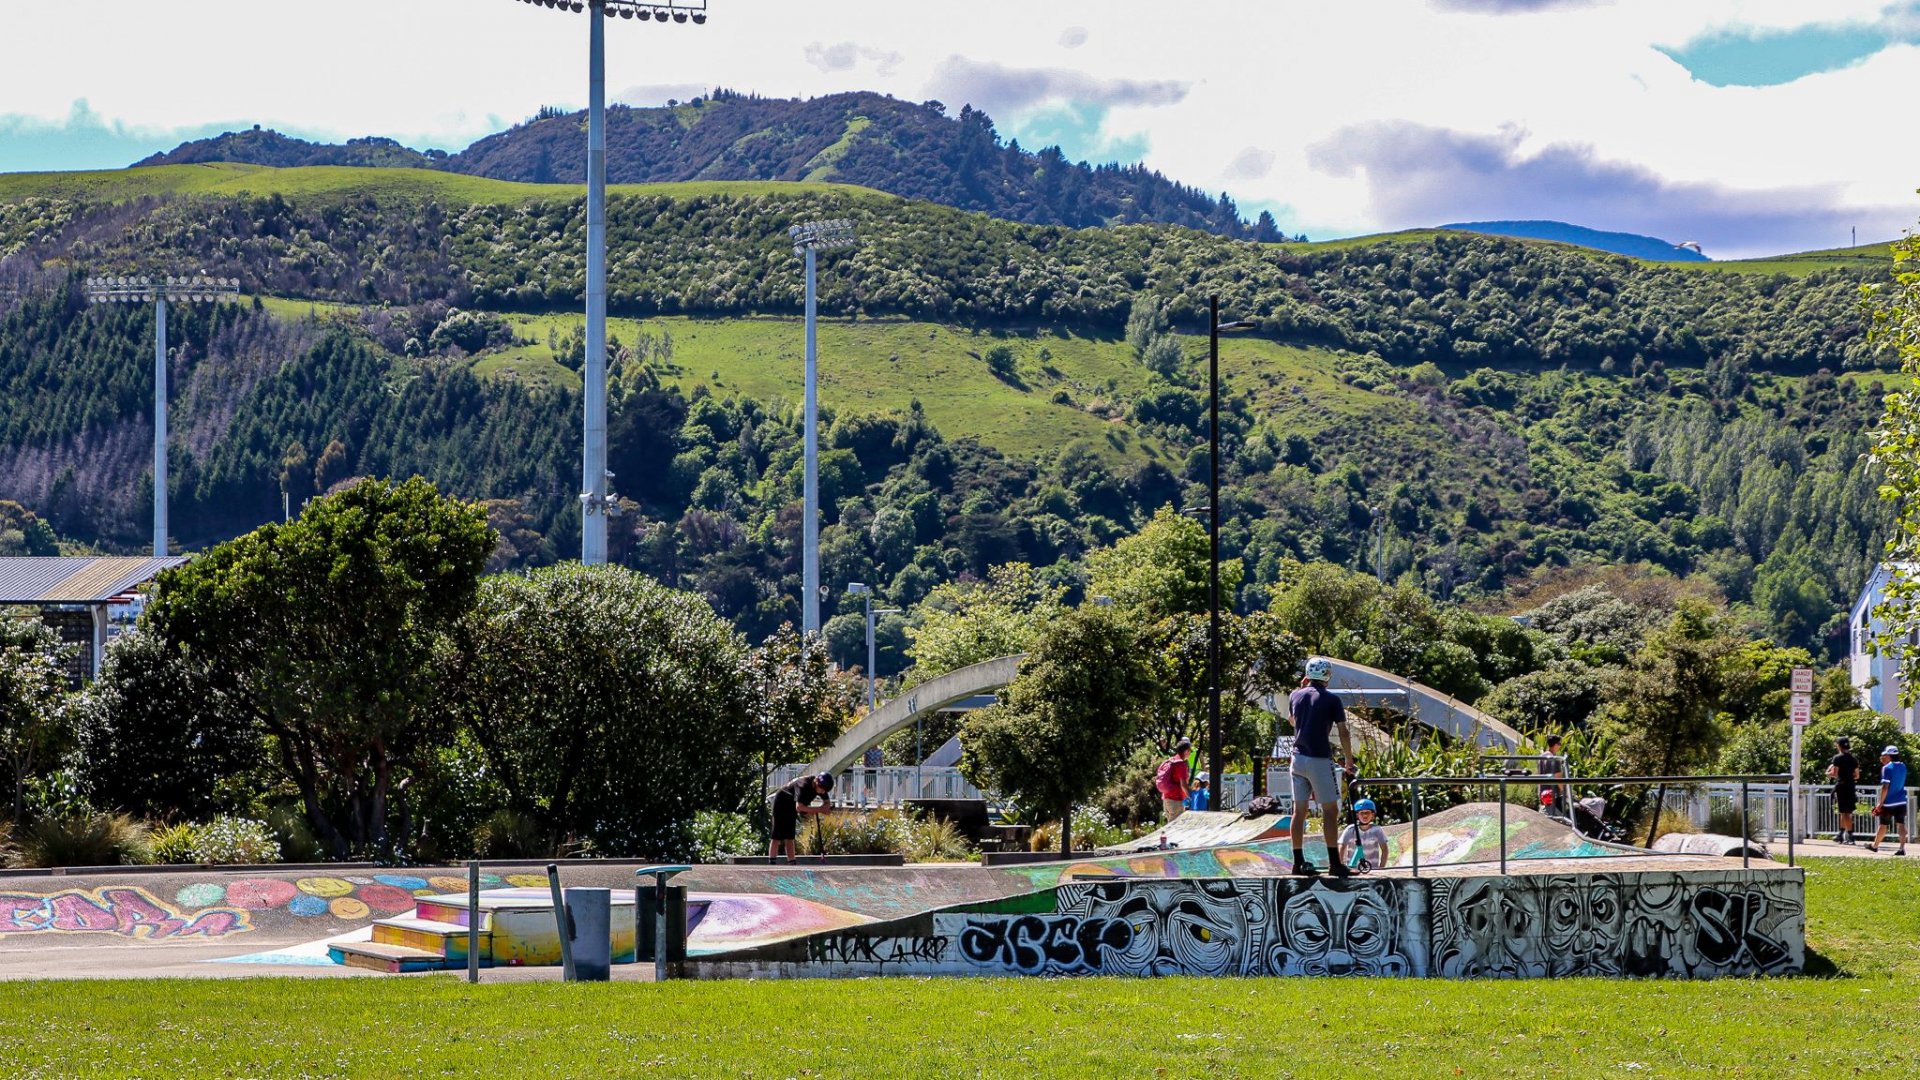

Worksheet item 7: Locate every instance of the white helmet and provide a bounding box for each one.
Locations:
[1305,657,1333,682]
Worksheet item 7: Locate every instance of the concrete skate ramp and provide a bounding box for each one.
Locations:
[0,862,661,977]
[1098,810,1288,854]
[672,803,1628,957]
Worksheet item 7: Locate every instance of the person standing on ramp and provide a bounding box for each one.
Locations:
[1289,657,1355,877]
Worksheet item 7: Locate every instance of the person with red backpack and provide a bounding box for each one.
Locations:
[1155,737,1193,822]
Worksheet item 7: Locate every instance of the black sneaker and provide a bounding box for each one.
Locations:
[1291,855,1317,876]
[1865,843,1879,852]
[1897,848,1908,857]
[1327,860,1353,879]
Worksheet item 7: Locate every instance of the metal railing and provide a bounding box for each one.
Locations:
[770,765,1264,815]
[1688,782,1919,842]
[1351,773,1795,877]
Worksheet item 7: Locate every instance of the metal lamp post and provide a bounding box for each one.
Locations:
[789,219,856,634]
[510,0,709,564]
[845,583,899,712]
[86,274,239,557]
[1205,296,1257,809]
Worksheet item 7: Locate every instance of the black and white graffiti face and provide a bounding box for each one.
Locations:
[1062,881,1266,976]
[1544,875,1623,975]
[1434,877,1545,979]
[1278,882,1409,977]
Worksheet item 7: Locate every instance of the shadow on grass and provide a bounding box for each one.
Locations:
[1799,947,1846,978]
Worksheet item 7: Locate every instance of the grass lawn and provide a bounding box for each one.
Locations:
[0,860,1913,1078]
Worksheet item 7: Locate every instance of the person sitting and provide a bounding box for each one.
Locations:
[1339,799,1390,871]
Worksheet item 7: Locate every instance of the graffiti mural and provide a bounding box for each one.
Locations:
[0,887,250,940]
[717,868,1802,980]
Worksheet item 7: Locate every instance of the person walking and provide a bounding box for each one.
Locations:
[1155,737,1194,823]
[1866,746,1909,856]
[1185,778,1211,812]
[1288,657,1355,878]
[767,772,835,862]
[1827,737,1859,845]
[1538,733,1570,813]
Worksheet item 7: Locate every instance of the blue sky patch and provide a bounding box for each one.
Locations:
[1004,101,1148,168]
[1659,10,1913,87]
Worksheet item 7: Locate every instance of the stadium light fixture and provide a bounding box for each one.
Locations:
[508,0,709,565]
[790,219,858,636]
[85,273,241,557]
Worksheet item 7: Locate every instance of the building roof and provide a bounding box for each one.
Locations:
[0,557,188,605]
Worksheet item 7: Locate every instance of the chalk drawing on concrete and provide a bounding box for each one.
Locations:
[0,887,250,940]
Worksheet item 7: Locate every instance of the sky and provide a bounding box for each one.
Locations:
[2,0,1917,259]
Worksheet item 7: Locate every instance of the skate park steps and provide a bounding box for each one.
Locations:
[327,888,637,973]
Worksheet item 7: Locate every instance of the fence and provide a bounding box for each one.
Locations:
[771,765,1264,815]
[1688,782,1919,842]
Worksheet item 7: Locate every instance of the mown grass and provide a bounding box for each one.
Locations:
[0,860,1912,1078]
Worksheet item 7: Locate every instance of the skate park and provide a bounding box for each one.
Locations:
[0,657,1808,983]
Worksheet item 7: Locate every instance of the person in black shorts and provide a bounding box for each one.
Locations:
[767,772,835,861]
[1827,737,1859,844]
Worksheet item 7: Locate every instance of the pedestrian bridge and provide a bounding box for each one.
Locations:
[801,653,1519,777]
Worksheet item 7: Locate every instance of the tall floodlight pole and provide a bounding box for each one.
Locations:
[789,219,856,634]
[1206,296,1257,809]
[511,0,709,564]
[86,274,239,557]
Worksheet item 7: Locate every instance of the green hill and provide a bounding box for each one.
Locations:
[0,167,1897,656]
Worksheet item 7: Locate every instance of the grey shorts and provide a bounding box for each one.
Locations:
[1290,755,1340,808]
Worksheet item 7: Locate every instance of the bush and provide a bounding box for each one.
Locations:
[266,804,326,863]
[148,821,198,865]
[1706,802,1760,839]
[10,812,151,869]
[798,811,898,856]
[894,813,972,862]
[688,810,759,864]
[473,809,551,859]
[192,816,281,865]
[1070,804,1131,849]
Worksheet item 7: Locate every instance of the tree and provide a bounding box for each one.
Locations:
[1480,662,1605,736]
[960,605,1158,854]
[1867,229,1920,696]
[1268,561,1379,654]
[744,626,861,833]
[0,618,72,823]
[905,563,1064,680]
[441,563,767,857]
[1597,602,1740,844]
[75,630,265,821]
[145,477,493,859]
[1086,505,1239,623]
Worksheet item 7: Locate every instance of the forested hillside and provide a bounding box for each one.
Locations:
[137,92,1271,240]
[0,167,1896,663]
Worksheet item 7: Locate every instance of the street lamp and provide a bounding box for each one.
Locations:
[845,583,899,712]
[790,218,856,634]
[1204,295,1257,809]
[87,273,240,557]
[509,0,709,564]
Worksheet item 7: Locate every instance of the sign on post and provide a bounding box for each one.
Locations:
[1790,667,1814,695]
[1790,693,1812,726]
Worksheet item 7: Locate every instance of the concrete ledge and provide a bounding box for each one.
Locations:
[726,855,906,867]
[980,850,1100,866]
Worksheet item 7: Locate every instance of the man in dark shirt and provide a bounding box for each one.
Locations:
[1288,657,1355,877]
[767,772,834,861]
[1827,737,1859,845]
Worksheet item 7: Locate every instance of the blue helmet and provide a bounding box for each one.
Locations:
[1353,798,1377,814]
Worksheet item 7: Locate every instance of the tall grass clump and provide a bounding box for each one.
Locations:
[9,812,151,868]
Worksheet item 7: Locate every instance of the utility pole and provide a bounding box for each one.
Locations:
[87,274,239,556]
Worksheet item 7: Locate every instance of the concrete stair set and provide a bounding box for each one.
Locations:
[329,887,637,973]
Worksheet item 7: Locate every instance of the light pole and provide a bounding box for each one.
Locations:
[86,274,239,557]
[1205,295,1257,809]
[789,219,856,634]
[844,583,899,712]
[510,0,709,564]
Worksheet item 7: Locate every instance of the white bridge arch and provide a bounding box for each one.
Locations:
[802,654,1519,777]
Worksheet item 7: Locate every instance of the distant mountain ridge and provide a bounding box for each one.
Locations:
[1441,220,1710,262]
[136,91,1286,241]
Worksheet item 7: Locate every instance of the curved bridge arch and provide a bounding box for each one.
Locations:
[804,653,1519,777]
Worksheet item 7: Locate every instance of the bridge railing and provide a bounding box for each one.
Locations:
[770,765,1265,817]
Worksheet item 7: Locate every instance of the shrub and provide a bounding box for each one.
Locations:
[688,810,759,864]
[894,813,973,863]
[473,809,550,859]
[1070,804,1130,849]
[192,816,282,865]
[266,804,326,863]
[149,822,199,865]
[10,812,151,869]
[1706,802,1760,839]
[799,810,898,856]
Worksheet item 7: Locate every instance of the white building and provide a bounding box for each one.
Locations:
[1848,563,1920,734]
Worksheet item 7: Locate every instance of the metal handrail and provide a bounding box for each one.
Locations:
[1351,772,1795,876]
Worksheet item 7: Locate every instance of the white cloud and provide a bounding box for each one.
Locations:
[0,0,1910,256]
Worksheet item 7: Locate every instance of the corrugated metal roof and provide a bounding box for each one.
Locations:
[0,557,188,604]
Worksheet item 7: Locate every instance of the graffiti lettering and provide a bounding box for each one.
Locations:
[956,916,1131,974]
[0,888,251,940]
[808,933,948,967]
